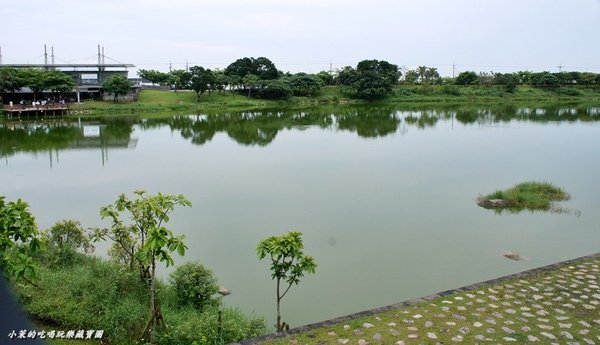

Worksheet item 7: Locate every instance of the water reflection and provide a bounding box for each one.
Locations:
[2,104,599,161]
[0,117,137,166]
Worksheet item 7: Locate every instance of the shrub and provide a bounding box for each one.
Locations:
[169,261,219,310]
[258,80,293,100]
[156,306,265,345]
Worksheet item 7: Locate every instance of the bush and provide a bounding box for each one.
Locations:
[258,80,293,100]
[169,261,219,310]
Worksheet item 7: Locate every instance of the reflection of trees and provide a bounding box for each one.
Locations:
[336,106,399,137]
[2,104,598,153]
[0,125,81,156]
[0,117,136,157]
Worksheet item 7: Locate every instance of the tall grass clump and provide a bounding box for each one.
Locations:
[478,181,570,212]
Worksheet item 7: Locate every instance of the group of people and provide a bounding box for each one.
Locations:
[8,98,68,107]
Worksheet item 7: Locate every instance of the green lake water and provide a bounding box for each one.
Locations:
[1,103,599,329]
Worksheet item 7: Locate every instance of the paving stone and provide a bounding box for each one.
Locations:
[486,328,495,334]
[559,323,572,328]
[328,331,338,336]
[451,335,463,342]
[474,335,486,341]
[458,327,469,334]
[427,332,437,339]
[579,329,590,335]
[362,323,374,329]
[582,339,595,345]
[522,326,531,331]
[343,325,351,330]
[389,329,400,336]
[538,324,554,330]
[473,322,483,328]
[372,333,382,341]
[452,314,466,321]
[561,331,574,340]
[424,321,433,327]
[541,332,557,340]
[357,340,368,345]
[406,327,417,332]
[394,341,404,345]
[412,314,423,319]
[502,326,516,334]
[579,320,591,328]
[353,330,364,336]
[528,335,540,342]
[407,334,418,339]
[485,318,496,324]
[503,337,517,341]
[338,339,350,344]
[445,322,456,326]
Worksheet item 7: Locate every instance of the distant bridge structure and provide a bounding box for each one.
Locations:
[0,45,135,102]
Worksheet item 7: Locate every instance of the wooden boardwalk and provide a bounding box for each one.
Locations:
[2,104,69,117]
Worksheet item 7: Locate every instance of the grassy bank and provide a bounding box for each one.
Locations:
[14,253,265,345]
[66,85,600,116]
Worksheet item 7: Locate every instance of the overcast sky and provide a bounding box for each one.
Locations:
[1,0,599,76]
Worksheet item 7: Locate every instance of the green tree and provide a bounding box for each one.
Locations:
[138,69,170,85]
[455,71,479,86]
[258,79,293,100]
[353,59,400,99]
[17,68,46,100]
[242,73,261,97]
[92,190,191,344]
[288,74,323,96]
[316,71,335,86]
[102,75,133,103]
[211,69,228,93]
[336,66,358,86]
[0,196,43,281]
[494,73,517,93]
[257,231,317,332]
[225,57,279,80]
[169,69,192,92]
[0,67,25,100]
[189,66,215,101]
[44,70,75,94]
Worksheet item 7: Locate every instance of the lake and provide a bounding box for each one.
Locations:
[1,103,599,329]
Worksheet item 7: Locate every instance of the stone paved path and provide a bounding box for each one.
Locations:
[244,255,600,345]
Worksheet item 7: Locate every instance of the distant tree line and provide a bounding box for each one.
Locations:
[3,59,600,104]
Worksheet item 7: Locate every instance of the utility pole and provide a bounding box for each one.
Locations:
[329,61,333,75]
[452,63,456,78]
[102,46,105,65]
[0,45,3,65]
[169,61,172,72]
[51,46,55,65]
[44,44,48,65]
[557,64,563,73]
[97,44,102,65]
[186,60,189,71]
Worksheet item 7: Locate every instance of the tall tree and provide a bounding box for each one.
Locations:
[102,75,132,103]
[189,66,214,101]
[353,59,400,99]
[93,191,191,344]
[168,69,191,92]
[225,57,279,80]
[257,231,316,332]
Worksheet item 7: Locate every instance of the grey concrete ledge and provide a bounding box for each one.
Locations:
[231,251,600,345]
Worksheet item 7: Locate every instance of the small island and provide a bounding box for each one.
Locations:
[477,181,571,212]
